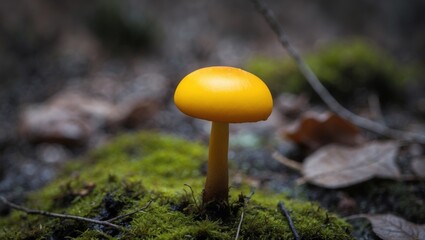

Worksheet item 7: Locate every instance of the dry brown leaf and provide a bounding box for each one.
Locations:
[361,214,425,240]
[284,111,363,150]
[302,141,400,188]
[19,91,121,145]
[411,157,425,178]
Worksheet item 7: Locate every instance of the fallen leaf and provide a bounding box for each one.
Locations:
[411,157,425,178]
[284,111,363,150]
[361,214,425,240]
[19,91,121,145]
[302,141,400,188]
[19,106,91,145]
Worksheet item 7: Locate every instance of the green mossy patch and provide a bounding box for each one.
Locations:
[0,132,352,239]
[246,39,418,105]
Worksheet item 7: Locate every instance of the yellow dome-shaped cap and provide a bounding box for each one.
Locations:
[174,66,273,123]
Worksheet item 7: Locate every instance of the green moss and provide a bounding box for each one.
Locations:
[246,39,418,105]
[0,132,352,239]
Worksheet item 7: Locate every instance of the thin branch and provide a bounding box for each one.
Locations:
[0,196,123,230]
[250,0,425,145]
[235,190,255,240]
[106,200,152,223]
[234,209,246,239]
[272,152,302,172]
[278,201,300,240]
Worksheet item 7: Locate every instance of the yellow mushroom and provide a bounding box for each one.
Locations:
[174,66,273,204]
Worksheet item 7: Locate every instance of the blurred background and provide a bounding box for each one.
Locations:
[1,0,425,220]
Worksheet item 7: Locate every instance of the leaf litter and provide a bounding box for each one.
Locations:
[302,141,401,188]
[411,157,425,178]
[352,214,425,240]
[284,111,364,151]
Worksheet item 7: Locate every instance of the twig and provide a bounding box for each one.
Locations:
[250,0,425,145]
[235,190,255,240]
[272,152,302,172]
[245,191,255,202]
[0,196,123,230]
[106,200,152,223]
[278,201,300,240]
[344,214,367,221]
[184,184,201,212]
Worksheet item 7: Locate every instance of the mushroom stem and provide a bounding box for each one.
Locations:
[203,121,229,204]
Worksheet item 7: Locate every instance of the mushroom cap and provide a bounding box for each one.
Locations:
[174,66,273,123]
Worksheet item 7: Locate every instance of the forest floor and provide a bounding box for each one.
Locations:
[1,1,425,239]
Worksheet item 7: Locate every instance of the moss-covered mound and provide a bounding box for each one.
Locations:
[246,40,417,105]
[0,132,352,239]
